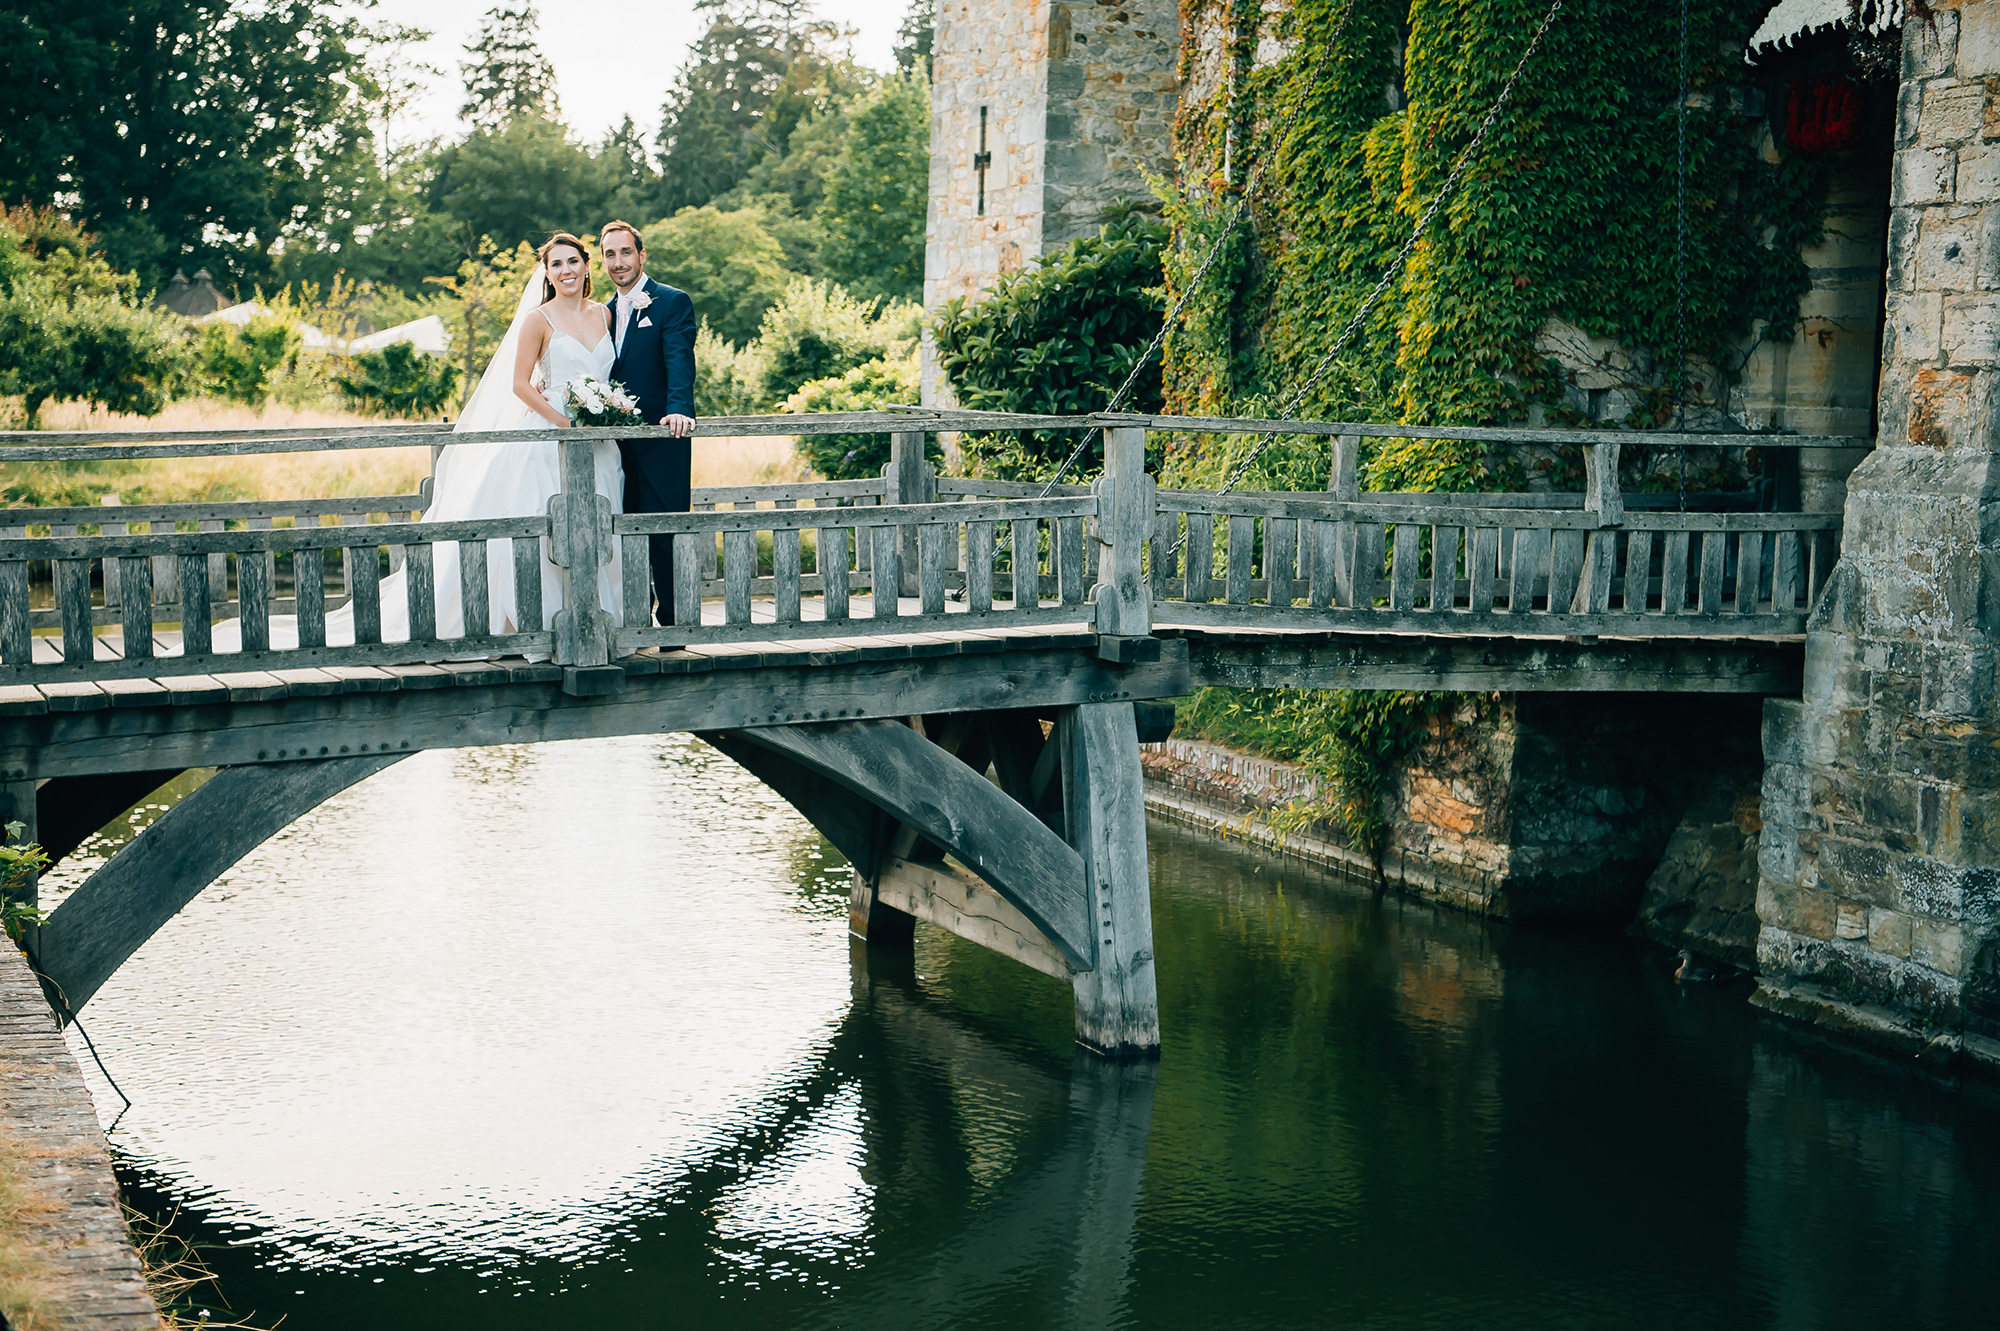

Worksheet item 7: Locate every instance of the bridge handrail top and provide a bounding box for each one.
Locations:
[0,410,1873,461]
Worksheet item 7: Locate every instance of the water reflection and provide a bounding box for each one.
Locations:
[63,736,2000,1328]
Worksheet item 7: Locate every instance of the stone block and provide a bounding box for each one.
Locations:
[1943,294,2000,360]
[1900,853,1967,919]
[1901,78,1929,148]
[1965,865,2000,925]
[1870,906,1916,957]
[1921,643,1983,715]
[1759,827,1800,886]
[1888,206,1922,292]
[1798,889,1837,940]
[1958,141,2000,203]
[1762,699,1806,766]
[1903,366,1994,447]
[1895,147,1956,204]
[1821,837,1894,900]
[1912,917,1967,974]
[1861,775,1921,840]
[1837,898,1869,939]
[1887,290,1943,359]
[1922,80,1986,146]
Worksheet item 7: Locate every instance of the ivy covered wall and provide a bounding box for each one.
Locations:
[1161,0,1866,494]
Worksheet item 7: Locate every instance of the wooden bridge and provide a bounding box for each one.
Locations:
[0,411,1851,1054]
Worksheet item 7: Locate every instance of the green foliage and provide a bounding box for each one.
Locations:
[459,2,560,132]
[819,72,932,304]
[785,353,928,479]
[196,316,302,406]
[643,207,794,348]
[694,323,766,417]
[0,820,48,944]
[754,278,919,406]
[335,343,460,418]
[932,215,1168,480]
[427,117,624,256]
[0,210,188,427]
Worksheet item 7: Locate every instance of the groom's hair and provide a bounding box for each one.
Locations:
[600,220,644,253]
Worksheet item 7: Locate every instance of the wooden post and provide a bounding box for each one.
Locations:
[1328,433,1360,607]
[848,870,916,946]
[1059,702,1160,1055]
[884,431,934,597]
[549,438,615,670]
[1582,441,1623,526]
[1093,425,1153,639]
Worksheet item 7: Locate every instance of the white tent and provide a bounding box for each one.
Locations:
[198,302,336,351]
[349,315,450,356]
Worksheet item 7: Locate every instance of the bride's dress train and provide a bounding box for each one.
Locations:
[203,317,624,655]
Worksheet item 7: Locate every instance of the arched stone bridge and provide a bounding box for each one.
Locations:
[0,410,1848,1053]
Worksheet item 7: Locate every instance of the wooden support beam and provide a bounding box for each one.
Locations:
[872,856,1069,979]
[33,769,185,866]
[34,754,406,1017]
[1059,702,1158,1055]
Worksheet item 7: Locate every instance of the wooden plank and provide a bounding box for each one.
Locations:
[723,529,755,624]
[1308,520,1337,609]
[1697,530,1726,617]
[1060,701,1159,1053]
[99,512,124,607]
[350,540,382,645]
[1057,515,1087,606]
[461,538,492,638]
[1224,515,1254,605]
[512,535,543,632]
[211,671,289,703]
[161,674,229,705]
[966,520,995,612]
[1622,529,1653,614]
[11,514,545,561]
[1547,529,1585,615]
[671,532,701,627]
[0,561,29,665]
[295,547,326,648]
[1148,598,1809,638]
[1184,513,1215,603]
[179,554,212,654]
[1508,527,1547,614]
[1388,524,1418,611]
[1578,529,1615,614]
[1011,518,1039,607]
[1735,530,1764,615]
[1770,530,1800,613]
[405,542,437,643]
[238,548,271,652]
[39,682,108,712]
[773,527,802,623]
[117,556,153,660]
[1468,526,1499,614]
[1429,525,1463,611]
[873,857,1071,980]
[1662,531,1692,615]
[0,684,45,716]
[1150,510,1179,601]
[56,559,94,664]
[819,526,850,621]
[918,522,948,616]
[870,524,901,619]
[1267,517,1298,606]
[1349,522,1384,609]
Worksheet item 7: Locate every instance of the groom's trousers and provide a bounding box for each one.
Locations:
[623,438,692,626]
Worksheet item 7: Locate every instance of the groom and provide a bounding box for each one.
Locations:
[601,220,697,625]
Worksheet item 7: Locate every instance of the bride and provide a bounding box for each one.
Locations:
[203,232,625,654]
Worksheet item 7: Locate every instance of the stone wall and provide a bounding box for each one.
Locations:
[922,0,1180,405]
[1633,765,1767,970]
[1753,1,2000,1070]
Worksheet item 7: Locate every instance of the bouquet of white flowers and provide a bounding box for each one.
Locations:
[562,375,644,428]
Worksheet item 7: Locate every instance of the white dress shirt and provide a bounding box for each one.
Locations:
[614,272,650,352]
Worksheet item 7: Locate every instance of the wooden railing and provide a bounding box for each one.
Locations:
[0,412,1856,687]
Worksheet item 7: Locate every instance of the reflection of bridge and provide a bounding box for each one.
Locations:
[0,411,1849,1052]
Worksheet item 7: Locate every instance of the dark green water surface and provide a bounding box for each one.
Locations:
[46,736,2000,1329]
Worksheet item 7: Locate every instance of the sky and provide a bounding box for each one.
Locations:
[373,0,907,147]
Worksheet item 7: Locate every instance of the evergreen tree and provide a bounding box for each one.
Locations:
[819,73,930,304]
[460,3,560,132]
[894,0,934,78]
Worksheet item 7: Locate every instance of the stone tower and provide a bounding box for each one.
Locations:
[922,0,1181,404]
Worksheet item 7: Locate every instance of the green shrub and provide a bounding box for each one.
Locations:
[642,205,793,348]
[196,315,301,405]
[784,353,929,479]
[335,342,460,417]
[931,213,1166,480]
[754,277,918,408]
[693,321,764,417]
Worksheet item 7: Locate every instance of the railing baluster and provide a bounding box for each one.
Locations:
[723,529,755,624]
[1226,515,1254,605]
[1508,528,1546,613]
[55,557,94,663]
[1622,530,1653,613]
[1548,529,1585,614]
[179,555,212,654]
[460,539,492,637]
[1770,530,1800,613]
[1660,531,1691,614]
[1579,530,1615,614]
[1350,522,1384,609]
[1058,515,1087,607]
[1467,527,1497,614]
[871,524,901,618]
[1308,519,1338,609]
[672,533,701,627]
[1268,517,1297,606]
[1388,524,1418,611]
[1734,529,1764,614]
[1151,511,1179,602]
[919,522,948,616]
[1697,530,1726,616]
[100,504,124,608]
[203,519,228,606]
[1185,514,1215,603]
[617,534,647,634]
[1012,518,1038,607]
[774,527,802,623]
[407,542,437,642]
[820,525,851,621]
[239,548,271,652]
[351,540,383,644]
[513,535,543,632]
[967,519,995,612]
[118,555,153,659]
[0,559,28,664]
[297,548,326,648]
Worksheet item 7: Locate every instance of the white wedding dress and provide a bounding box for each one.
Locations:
[199,277,626,656]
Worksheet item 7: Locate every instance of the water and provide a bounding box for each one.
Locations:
[45,735,2000,1329]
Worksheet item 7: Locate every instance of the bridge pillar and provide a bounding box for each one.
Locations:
[1751,5,2000,1067]
[1060,702,1160,1056]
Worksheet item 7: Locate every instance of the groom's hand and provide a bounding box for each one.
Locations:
[662,413,694,437]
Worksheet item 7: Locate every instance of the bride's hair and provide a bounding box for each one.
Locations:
[537,232,593,301]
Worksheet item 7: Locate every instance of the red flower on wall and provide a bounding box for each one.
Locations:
[1786,76,1865,153]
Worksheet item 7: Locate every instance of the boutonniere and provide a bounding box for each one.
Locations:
[629,290,653,310]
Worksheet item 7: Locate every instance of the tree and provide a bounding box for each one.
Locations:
[428,117,619,251]
[894,0,934,78]
[819,72,931,305]
[335,343,460,417]
[460,3,560,132]
[642,207,794,347]
[0,0,387,288]
[785,354,929,479]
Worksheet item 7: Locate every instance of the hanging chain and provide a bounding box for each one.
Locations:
[1676,0,1690,511]
[1164,0,1568,560]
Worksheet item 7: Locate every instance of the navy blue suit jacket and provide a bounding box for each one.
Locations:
[607,277,696,507]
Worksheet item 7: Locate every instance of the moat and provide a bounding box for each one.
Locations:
[43,735,2000,1329]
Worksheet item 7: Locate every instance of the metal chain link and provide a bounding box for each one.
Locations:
[1164,0,1568,560]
